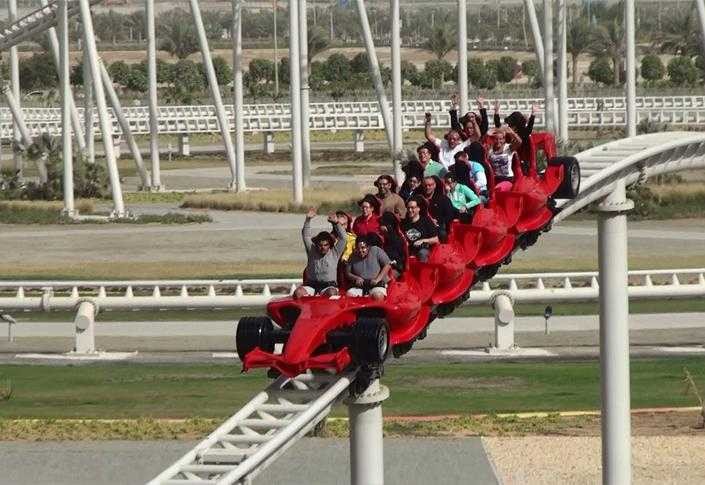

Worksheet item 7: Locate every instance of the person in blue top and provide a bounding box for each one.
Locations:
[444,172,481,222]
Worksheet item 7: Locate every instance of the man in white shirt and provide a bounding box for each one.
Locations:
[424,112,472,169]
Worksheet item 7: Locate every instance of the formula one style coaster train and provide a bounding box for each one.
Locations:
[236,132,580,380]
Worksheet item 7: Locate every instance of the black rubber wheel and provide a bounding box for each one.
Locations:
[519,230,540,250]
[477,263,501,282]
[236,316,275,361]
[548,156,580,199]
[350,318,390,366]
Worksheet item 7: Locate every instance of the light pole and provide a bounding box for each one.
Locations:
[273,0,279,97]
[300,0,311,187]
[289,0,304,203]
[59,0,74,216]
[146,0,161,190]
[543,0,555,132]
[390,0,403,183]
[233,0,247,192]
[557,0,568,142]
[457,0,468,115]
[625,0,637,138]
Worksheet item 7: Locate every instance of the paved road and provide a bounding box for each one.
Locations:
[0,438,498,485]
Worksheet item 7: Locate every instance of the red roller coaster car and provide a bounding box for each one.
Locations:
[237,132,580,378]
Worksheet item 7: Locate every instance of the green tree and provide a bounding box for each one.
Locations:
[589,3,624,85]
[307,25,329,60]
[667,56,698,86]
[567,17,593,87]
[19,53,58,90]
[206,56,233,86]
[350,52,369,74]
[640,54,665,83]
[125,67,148,93]
[322,53,352,83]
[476,61,498,90]
[158,9,199,59]
[587,57,615,86]
[108,61,132,86]
[401,60,419,85]
[659,7,700,57]
[425,25,454,60]
[496,56,518,84]
[163,60,204,103]
[467,58,485,87]
[424,59,453,88]
[249,59,275,84]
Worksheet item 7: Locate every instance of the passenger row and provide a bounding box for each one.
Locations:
[294,95,539,302]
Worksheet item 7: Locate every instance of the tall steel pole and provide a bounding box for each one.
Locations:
[348,379,388,485]
[40,0,86,154]
[356,0,393,151]
[523,0,545,74]
[59,0,74,216]
[84,46,95,164]
[390,0,403,183]
[557,0,568,142]
[146,0,162,190]
[457,0,468,115]
[78,0,125,216]
[299,0,312,187]
[625,0,637,138]
[188,0,240,190]
[8,0,22,174]
[273,0,279,97]
[232,0,247,192]
[543,0,555,132]
[696,0,705,58]
[289,0,304,203]
[597,180,633,485]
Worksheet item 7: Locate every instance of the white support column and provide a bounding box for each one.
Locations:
[523,0,545,74]
[146,0,162,190]
[625,0,637,138]
[353,130,365,153]
[83,47,95,164]
[597,180,633,485]
[178,134,191,156]
[8,0,22,174]
[78,0,126,217]
[289,0,304,204]
[232,0,246,192]
[491,292,515,350]
[390,0,403,183]
[263,132,276,153]
[299,0,312,188]
[696,0,705,59]
[59,0,75,216]
[543,0,555,132]
[457,0,468,115]
[73,300,97,354]
[40,0,85,154]
[348,379,388,485]
[98,60,151,188]
[557,0,569,142]
[356,0,393,151]
[4,86,47,183]
[189,0,240,191]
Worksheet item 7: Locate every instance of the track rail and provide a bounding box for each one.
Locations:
[147,371,356,485]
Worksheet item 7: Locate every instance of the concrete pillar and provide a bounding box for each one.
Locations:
[390,0,404,183]
[59,0,75,217]
[625,0,637,138]
[146,0,161,189]
[457,0,468,115]
[288,0,304,204]
[354,130,365,153]
[178,134,191,157]
[543,0,555,132]
[347,379,389,485]
[597,180,633,485]
[8,0,22,175]
[74,301,97,354]
[263,131,275,154]
[491,292,515,350]
[232,0,246,191]
[113,135,122,159]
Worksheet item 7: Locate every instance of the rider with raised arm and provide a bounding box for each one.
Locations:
[449,94,489,140]
[293,208,347,298]
[424,112,471,169]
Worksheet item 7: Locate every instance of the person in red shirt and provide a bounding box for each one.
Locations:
[352,194,383,246]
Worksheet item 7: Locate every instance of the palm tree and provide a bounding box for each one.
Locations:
[158,9,199,59]
[658,6,700,56]
[567,17,593,88]
[425,25,455,60]
[589,7,624,85]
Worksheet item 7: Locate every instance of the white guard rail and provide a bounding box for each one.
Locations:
[5,98,705,138]
[1,269,704,312]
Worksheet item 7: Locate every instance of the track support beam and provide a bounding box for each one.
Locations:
[597,180,633,485]
[348,378,389,485]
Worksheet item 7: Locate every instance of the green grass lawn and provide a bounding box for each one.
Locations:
[0,358,702,419]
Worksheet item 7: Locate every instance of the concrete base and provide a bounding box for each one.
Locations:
[178,134,190,157]
[263,132,275,153]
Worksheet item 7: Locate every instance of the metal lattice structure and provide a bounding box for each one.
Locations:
[146,372,356,485]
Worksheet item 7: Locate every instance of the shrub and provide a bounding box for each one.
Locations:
[108,61,132,86]
[587,57,614,86]
[322,53,352,83]
[423,59,453,89]
[667,56,698,86]
[19,53,58,90]
[401,61,419,85]
[640,54,665,83]
[496,56,518,84]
